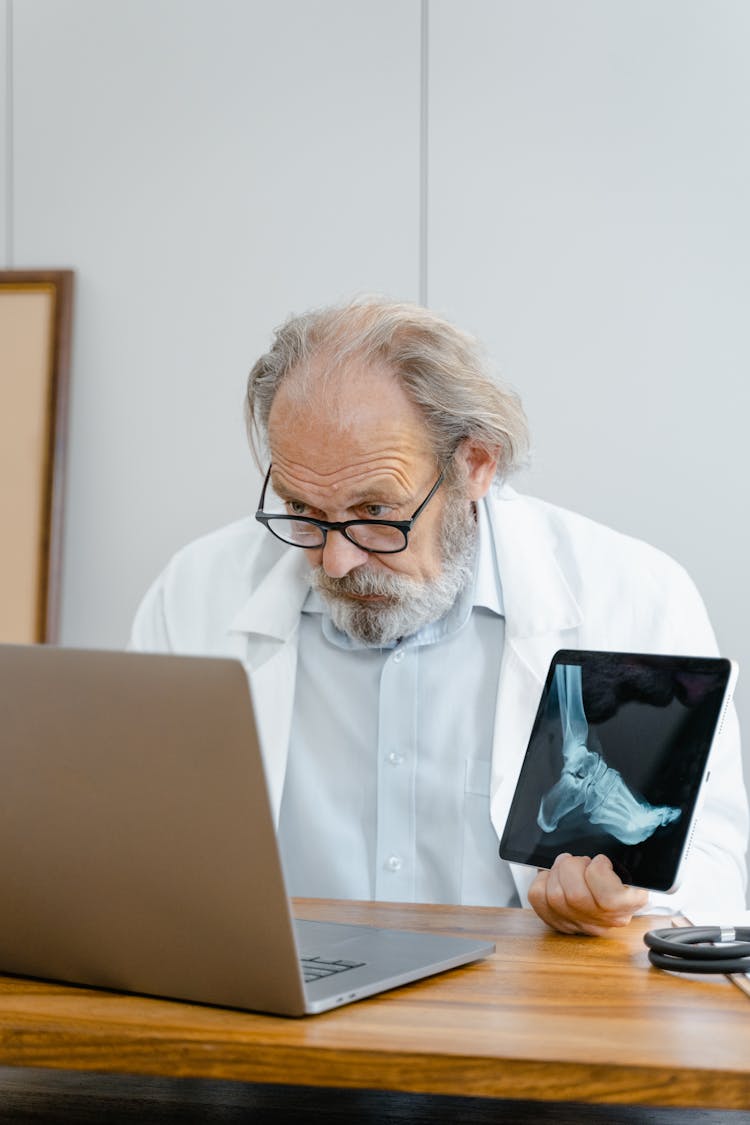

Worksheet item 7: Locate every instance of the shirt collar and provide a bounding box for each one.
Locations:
[304,496,504,652]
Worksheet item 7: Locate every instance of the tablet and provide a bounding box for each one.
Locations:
[498,649,737,893]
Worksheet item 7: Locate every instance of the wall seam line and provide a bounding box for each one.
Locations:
[418,0,428,306]
[4,0,13,267]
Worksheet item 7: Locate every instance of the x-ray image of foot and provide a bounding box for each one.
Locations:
[537,665,682,845]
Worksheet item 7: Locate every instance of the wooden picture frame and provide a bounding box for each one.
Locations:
[0,270,74,643]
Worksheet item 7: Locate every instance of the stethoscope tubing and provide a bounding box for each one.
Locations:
[644,926,750,975]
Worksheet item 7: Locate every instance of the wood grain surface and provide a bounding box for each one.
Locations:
[0,902,748,1110]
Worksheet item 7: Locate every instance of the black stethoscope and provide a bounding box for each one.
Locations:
[644,926,750,975]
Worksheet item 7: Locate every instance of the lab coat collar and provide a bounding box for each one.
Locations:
[488,485,582,643]
[228,545,311,643]
[474,496,504,616]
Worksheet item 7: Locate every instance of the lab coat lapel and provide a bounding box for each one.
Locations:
[245,643,299,823]
[228,547,310,823]
[485,491,583,903]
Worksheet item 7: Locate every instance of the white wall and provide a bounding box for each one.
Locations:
[428,1,750,642]
[4,1,749,887]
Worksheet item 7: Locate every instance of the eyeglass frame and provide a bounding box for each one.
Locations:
[254,462,447,555]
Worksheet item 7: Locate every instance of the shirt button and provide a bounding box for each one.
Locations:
[387,751,405,766]
[385,855,403,872]
[392,650,405,664]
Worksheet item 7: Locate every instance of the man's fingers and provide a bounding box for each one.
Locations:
[528,856,591,935]
[545,853,594,917]
[528,853,649,936]
[584,854,649,920]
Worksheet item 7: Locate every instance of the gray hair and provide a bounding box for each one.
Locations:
[245,297,530,481]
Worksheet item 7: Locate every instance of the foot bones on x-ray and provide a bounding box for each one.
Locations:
[537,664,682,846]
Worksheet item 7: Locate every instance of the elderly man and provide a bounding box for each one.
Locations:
[130,299,748,935]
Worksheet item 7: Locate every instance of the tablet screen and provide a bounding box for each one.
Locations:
[498,650,735,892]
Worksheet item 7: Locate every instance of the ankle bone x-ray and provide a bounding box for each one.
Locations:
[537,665,682,845]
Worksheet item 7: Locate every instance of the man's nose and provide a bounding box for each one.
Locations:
[320,530,369,578]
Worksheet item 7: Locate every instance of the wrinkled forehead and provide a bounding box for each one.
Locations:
[269,355,432,449]
[266,358,439,498]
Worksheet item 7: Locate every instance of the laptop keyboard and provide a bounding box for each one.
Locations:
[301,955,366,983]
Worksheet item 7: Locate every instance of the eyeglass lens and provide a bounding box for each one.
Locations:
[263,517,407,552]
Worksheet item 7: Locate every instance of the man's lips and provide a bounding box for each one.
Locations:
[321,587,396,605]
[343,591,391,603]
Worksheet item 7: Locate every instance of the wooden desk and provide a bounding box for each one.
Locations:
[0,901,748,1115]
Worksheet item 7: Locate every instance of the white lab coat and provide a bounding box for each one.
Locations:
[130,486,749,916]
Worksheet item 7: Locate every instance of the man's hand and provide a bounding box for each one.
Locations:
[528,852,649,936]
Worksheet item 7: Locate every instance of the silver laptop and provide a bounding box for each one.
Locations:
[0,644,494,1016]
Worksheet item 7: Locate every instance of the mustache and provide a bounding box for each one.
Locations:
[310,566,415,601]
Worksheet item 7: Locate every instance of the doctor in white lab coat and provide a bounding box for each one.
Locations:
[130,299,748,934]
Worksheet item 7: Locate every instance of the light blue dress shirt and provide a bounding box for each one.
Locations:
[278,498,520,907]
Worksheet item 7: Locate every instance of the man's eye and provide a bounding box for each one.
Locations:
[363,504,390,518]
[286,500,310,516]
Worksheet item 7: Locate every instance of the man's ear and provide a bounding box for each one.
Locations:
[455,440,500,500]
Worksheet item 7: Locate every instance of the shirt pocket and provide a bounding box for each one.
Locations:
[462,758,519,907]
[465,758,492,797]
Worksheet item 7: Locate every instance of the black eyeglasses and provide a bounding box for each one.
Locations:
[255,464,446,554]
